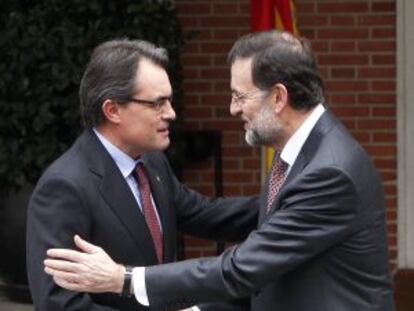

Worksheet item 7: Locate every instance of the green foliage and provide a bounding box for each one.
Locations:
[0,0,184,192]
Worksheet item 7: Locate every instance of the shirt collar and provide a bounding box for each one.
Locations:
[93,129,140,178]
[281,104,325,167]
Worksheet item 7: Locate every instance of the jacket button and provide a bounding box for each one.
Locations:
[254,290,262,296]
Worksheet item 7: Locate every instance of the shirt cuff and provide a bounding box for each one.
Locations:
[192,306,201,311]
[132,267,149,306]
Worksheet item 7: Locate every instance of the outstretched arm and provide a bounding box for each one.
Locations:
[46,236,200,311]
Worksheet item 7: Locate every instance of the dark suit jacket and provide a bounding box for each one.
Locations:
[145,111,395,311]
[26,130,259,311]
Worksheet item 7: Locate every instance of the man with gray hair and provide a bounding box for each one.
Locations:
[27,38,259,311]
[44,30,395,311]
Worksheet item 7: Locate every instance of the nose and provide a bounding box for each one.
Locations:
[230,101,242,117]
[162,101,176,120]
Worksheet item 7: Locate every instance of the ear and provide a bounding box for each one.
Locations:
[272,83,289,114]
[101,99,122,124]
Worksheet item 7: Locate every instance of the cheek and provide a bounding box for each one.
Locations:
[244,108,258,122]
[243,102,262,120]
[140,119,160,141]
[129,113,152,131]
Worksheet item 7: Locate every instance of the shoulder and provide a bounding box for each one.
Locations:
[35,135,92,190]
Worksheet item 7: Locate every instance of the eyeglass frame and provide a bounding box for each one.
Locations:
[126,95,173,112]
[230,89,267,107]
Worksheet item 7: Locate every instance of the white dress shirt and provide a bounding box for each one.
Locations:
[280,104,325,173]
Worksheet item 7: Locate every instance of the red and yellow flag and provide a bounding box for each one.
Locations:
[251,0,299,34]
[250,0,299,173]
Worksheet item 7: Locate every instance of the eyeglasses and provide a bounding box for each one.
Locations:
[231,89,264,107]
[128,96,173,112]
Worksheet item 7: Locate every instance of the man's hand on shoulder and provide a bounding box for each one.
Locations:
[44,235,124,294]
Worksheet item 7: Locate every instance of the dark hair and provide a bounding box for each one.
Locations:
[228,30,324,111]
[79,39,169,128]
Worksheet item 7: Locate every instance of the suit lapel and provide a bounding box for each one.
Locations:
[258,160,272,224]
[80,130,158,263]
[261,110,338,220]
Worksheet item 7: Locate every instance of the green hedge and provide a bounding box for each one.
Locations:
[0,0,184,192]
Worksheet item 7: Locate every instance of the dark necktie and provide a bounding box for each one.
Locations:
[133,162,163,263]
[266,151,289,212]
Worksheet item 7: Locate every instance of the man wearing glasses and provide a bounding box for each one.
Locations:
[44,31,394,311]
[26,39,259,311]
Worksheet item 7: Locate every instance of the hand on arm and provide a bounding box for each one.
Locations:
[45,236,200,309]
[44,235,124,294]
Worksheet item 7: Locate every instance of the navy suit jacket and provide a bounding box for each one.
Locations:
[26,130,259,311]
[145,111,395,311]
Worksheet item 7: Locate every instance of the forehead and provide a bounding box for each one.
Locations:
[134,58,171,95]
[230,57,254,91]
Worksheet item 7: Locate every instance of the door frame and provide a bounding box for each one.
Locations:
[397,0,414,268]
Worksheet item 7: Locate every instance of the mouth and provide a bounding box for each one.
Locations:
[158,127,170,136]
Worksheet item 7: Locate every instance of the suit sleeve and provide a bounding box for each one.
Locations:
[26,175,119,311]
[159,153,259,242]
[145,166,359,310]
[198,297,250,311]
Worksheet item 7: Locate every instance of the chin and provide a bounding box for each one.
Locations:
[245,131,259,147]
[159,140,171,150]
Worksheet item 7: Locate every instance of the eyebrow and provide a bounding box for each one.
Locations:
[150,94,173,101]
[158,95,173,100]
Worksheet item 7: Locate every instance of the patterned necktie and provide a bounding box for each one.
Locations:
[134,162,163,263]
[266,151,289,212]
